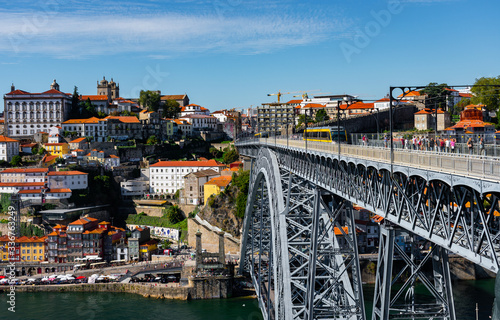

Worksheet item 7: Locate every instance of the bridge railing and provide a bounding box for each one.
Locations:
[236,137,500,180]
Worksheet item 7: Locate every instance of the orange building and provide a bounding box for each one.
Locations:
[445,105,495,134]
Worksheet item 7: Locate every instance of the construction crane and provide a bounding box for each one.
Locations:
[268,89,320,103]
[267,90,291,103]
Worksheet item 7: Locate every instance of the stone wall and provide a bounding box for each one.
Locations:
[13,283,190,300]
[187,217,240,255]
[12,277,233,300]
[188,276,233,299]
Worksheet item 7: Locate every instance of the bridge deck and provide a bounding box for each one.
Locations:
[239,137,500,182]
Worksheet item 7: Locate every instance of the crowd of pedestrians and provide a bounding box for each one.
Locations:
[361,134,488,156]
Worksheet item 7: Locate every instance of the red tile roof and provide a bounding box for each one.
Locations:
[0,182,45,187]
[0,136,19,142]
[205,175,232,187]
[43,155,58,163]
[286,99,303,104]
[302,103,325,109]
[48,170,87,176]
[70,137,86,143]
[104,116,140,123]
[1,168,48,174]
[151,159,224,168]
[63,117,101,124]
[81,95,108,101]
[347,102,374,110]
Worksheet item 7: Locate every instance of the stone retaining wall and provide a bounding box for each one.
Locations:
[11,276,234,300]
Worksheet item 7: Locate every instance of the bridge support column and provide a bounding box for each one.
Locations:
[372,224,456,320]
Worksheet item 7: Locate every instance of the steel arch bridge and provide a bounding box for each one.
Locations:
[237,139,500,320]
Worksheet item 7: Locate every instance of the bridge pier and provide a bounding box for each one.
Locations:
[372,224,456,320]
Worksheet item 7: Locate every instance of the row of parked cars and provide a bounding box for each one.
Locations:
[0,275,88,285]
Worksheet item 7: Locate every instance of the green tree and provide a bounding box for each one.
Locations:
[222,147,239,164]
[315,109,329,122]
[139,90,161,112]
[55,157,65,164]
[209,146,222,158]
[165,205,184,224]
[146,135,158,145]
[162,99,181,118]
[10,155,22,167]
[37,147,46,155]
[70,86,80,118]
[297,114,313,126]
[471,76,500,114]
[80,98,97,118]
[420,82,449,110]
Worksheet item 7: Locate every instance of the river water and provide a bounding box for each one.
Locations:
[0,279,495,320]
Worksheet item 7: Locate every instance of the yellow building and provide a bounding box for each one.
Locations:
[44,143,70,158]
[0,235,47,262]
[139,239,158,261]
[204,175,232,204]
[41,154,58,167]
[18,236,47,262]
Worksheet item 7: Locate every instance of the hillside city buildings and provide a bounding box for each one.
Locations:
[0,77,498,268]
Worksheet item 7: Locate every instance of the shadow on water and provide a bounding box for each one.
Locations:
[1,292,263,320]
[363,278,495,320]
[1,279,494,320]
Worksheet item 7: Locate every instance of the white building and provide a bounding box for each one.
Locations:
[104,154,120,169]
[149,159,225,194]
[61,117,108,142]
[173,119,192,137]
[179,114,217,132]
[0,136,19,162]
[0,182,45,194]
[0,168,48,183]
[179,104,210,117]
[211,110,229,123]
[120,179,149,199]
[19,188,71,200]
[47,171,88,190]
[4,80,72,138]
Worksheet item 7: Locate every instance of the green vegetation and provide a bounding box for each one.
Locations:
[20,222,44,237]
[315,109,329,122]
[10,155,22,167]
[163,205,184,224]
[139,90,161,112]
[222,146,239,164]
[162,99,181,118]
[126,211,188,239]
[232,170,250,219]
[146,135,158,145]
[1,193,11,213]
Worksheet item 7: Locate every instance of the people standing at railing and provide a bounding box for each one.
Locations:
[479,137,485,156]
[430,138,435,152]
[450,138,455,153]
[445,138,450,153]
[467,138,474,155]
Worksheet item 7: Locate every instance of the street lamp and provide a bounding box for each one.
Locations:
[369,108,380,141]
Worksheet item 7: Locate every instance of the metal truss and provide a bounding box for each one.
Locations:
[238,145,500,320]
[240,148,365,320]
[372,224,456,320]
[262,147,500,273]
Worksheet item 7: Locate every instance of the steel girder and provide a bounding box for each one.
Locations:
[372,225,456,320]
[257,147,500,273]
[240,148,366,320]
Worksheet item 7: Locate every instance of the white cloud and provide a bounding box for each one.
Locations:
[0,11,351,59]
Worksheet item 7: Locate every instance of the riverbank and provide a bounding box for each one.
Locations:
[3,275,237,300]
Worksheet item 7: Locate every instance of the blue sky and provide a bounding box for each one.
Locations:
[1,0,499,112]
